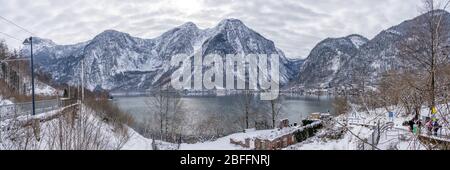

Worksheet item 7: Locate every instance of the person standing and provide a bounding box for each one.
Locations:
[432,121,440,136]
[426,120,433,135]
[408,119,415,132]
[388,112,394,122]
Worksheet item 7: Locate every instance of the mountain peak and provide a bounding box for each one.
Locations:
[178,22,198,29]
[31,37,57,46]
[409,9,450,23]
[217,18,246,28]
[219,18,244,24]
[346,34,367,40]
[427,9,450,15]
[346,34,368,48]
[98,29,129,36]
[92,29,133,43]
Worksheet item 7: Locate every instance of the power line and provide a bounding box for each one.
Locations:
[0,15,35,36]
[0,31,22,42]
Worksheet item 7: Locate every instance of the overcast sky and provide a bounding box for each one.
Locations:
[0,0,424,59]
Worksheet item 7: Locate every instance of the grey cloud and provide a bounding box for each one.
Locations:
[0,0,426,58]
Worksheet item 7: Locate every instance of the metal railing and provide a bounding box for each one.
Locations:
[0,99,76,120]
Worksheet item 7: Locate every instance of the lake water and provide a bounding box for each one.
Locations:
[113,95,334,136]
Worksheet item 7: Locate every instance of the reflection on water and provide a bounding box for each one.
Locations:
[113,95,334,136]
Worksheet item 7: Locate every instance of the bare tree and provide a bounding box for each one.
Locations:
[0,106,119,150]
[268,97,284,129]
[146,86,168,140]
[146,85,185,142]
[195,112,224,141]
[333,97,350,116]
[0,40,8,60]
[0,115,41,150]
[399,0,450,114]
[44,107,110,150]
[238,91,253,130]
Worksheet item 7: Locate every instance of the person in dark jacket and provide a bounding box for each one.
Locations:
[408,119,415,132]
[433,121,440,136]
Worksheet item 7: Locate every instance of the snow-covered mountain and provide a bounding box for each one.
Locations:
[28,10,449,91]
[297,34,368,88]
[23,19,297,91]
[285,58,305,80]
[297,10,450,89]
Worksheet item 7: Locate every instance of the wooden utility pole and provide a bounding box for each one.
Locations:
[81,58,84,102]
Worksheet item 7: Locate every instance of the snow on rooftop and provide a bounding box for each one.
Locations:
[256,121,322,141]
[180,129,274,150]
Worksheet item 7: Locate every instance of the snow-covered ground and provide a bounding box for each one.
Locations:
[284,104,450,150]
[34,81,59,96]
[0,104,173,150]
[2,98,448,150]
[285,125,370,150]
[0,96,12,105]
[122,129,176,150]
[180,129,274,150]
[284,121,424,150]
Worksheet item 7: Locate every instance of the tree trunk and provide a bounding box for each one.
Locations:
[271,100,276,129]
[245,107,249,129]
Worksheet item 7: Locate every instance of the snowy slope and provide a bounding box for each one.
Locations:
[0,104,174,150]
[0,96,12,105]
[298,34,368,88]
[286,107,428,150]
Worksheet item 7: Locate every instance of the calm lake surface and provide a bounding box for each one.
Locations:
[113,95,334,136]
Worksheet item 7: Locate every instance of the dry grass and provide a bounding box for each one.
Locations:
[80,89,135,135]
